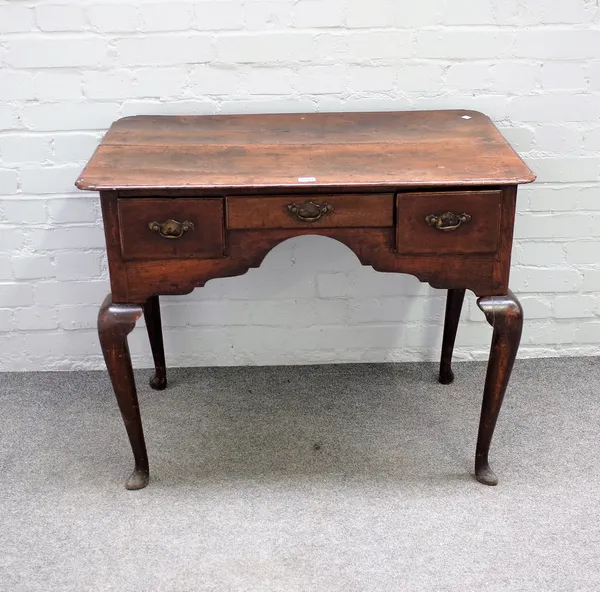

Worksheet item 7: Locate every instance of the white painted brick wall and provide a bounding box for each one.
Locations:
[1,0,599,371]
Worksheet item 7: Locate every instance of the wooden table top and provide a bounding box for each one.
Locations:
[75,110,535,191]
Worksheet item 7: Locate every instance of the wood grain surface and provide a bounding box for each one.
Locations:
[226,194,394,229]
[117,197,225,260]
[76,111,535,191]
[396,190,502,255]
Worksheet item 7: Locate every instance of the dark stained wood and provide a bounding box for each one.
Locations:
[79,111,535,489]
[493,185,518,290]
[143,295,167,390]
[439,289,466,385]
[475,290,523,485]
[97,294,149,490]
[76,111,535,191]
[100,191,130,300]
[397,190,502,255]
[117,198,225,260]
[226,194,394,229]
[121,229,504,303]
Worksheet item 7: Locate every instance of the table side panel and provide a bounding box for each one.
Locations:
[493,185,518,290]
[100,191,130,299]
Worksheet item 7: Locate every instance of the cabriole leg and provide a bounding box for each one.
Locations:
[439,288,466,384]
[98,294,149,490]
[143,295,167,390]
[475,290,523,486]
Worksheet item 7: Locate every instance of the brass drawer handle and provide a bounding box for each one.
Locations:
[148,219,194,239]
[287,200,333,222]
[425,212,472,232]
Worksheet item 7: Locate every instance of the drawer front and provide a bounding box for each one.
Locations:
[396,190,502,255]
[226,194,394,230]
[118,198,224,260]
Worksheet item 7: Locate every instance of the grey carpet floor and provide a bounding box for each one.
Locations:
[1,357,599,592]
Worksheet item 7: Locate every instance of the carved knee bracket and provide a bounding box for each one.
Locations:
[98,296,143,345]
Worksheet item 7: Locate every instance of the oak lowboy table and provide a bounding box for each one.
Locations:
[76,110,535,490]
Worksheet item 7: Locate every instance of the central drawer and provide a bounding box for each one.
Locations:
[226,194,394,229]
